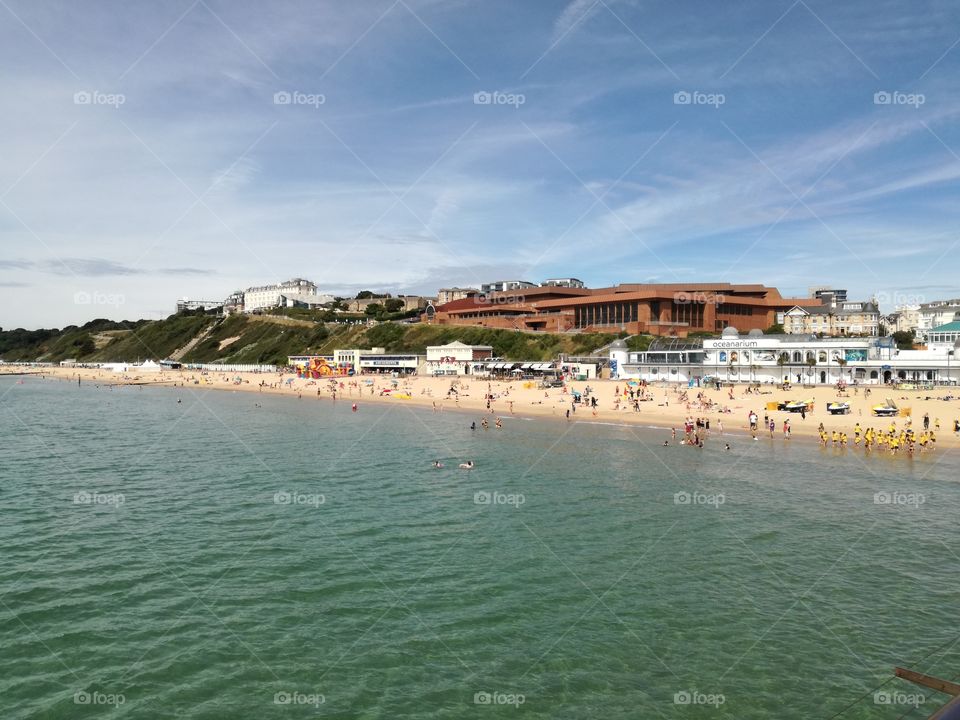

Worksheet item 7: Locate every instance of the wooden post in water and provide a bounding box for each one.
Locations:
[894,666,960,720]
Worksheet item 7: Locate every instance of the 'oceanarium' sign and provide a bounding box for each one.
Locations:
[704,340,763,349]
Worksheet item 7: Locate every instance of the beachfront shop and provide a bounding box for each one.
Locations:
[557,362,598,380]
[341,348,424,375]
[424,341,494,376]
[356,353,423,375]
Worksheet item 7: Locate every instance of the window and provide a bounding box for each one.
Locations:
[717,303,754,316]
[719,351,727,362]
[673,301,705,328]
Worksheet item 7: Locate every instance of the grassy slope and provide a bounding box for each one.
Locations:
[3,314,633,365]
[89,315,215,362]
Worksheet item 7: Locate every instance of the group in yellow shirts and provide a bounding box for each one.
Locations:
[818,421,937,456]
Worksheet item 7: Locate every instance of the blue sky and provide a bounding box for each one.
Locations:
[2,0,959,328]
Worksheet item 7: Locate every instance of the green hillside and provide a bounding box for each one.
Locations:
[1,312,632,365]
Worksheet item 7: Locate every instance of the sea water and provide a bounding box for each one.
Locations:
[1,376,958,718]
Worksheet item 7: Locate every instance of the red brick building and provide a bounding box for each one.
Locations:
[422,283,822,337]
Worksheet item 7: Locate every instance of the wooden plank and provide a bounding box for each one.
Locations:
[896,667,960,696]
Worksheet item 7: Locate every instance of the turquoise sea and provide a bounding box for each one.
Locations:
[1,375,959,719]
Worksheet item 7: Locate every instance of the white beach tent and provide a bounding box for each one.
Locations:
[136,360,162,372]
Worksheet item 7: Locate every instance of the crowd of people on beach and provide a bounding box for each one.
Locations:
[817,413,946,456]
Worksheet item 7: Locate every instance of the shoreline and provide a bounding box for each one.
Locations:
[4,366,960,451]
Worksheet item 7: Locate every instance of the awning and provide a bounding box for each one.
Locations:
[521,363,533,369]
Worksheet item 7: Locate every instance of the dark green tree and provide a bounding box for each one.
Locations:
[892,330,915,350]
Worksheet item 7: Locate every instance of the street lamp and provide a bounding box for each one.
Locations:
[950,338,960,385]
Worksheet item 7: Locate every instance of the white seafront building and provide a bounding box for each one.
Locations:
[612,327,960,385]
[243,278,324,312]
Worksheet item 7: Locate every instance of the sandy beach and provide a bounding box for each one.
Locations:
[7,365,960,451]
